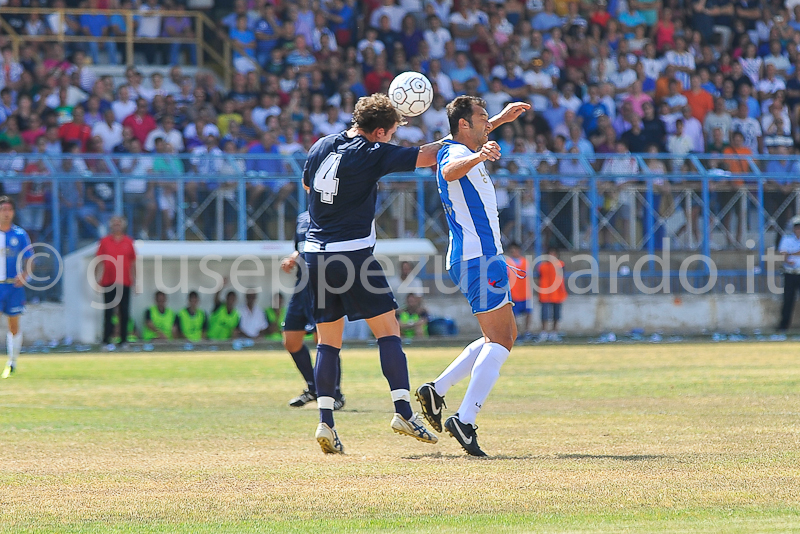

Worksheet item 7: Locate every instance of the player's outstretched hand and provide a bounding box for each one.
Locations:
[479,141,501,162]
[280,256,296,273]
[496,102,531,125]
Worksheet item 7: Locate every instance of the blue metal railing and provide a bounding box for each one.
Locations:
[3,152,800,264]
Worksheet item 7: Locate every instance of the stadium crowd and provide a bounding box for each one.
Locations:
[1,0,800,250]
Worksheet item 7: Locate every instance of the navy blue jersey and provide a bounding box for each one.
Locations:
[294,210,310,253]
[302,132,419,252]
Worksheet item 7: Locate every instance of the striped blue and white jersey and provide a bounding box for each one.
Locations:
[436,140,503,270]
[0,225,32,281]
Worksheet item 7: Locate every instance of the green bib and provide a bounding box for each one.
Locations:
[208,306,240,340]
[142,306,176,341]
[265,307,287,341]
[399,310,422,339]
[178,308,206,342]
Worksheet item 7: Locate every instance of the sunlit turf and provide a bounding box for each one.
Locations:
[1,343,799,533]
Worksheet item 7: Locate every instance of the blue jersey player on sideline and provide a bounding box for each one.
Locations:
[415,97,530,456]
[280,210,345,410]
[0,196,33,379]
[302,93,450,454]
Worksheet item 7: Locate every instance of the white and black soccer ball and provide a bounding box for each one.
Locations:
[388,72,434,118]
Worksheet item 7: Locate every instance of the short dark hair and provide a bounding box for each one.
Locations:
[0,195,15,210]
[188,290,199,299]
[352,93,403,134]
[446,95,486,135]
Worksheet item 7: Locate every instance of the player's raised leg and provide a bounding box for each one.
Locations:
[416,336,484,432]
[366,311,437,444]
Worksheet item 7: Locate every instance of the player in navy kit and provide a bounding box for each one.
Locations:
[302,93,447,454]
[0,196,33,379]
[280,210,345,410]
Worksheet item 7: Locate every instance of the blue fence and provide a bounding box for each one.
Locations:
[2,151,798,298]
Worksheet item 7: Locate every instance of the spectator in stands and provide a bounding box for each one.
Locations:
[731,100,763,154]
[80,0,116,66]
[122,98,157,145]
[758,63,787,102]
[164,1,197,66]
[137,0,164,64]
[667,118,693,173]
[145,115,183,154]
[152,138,182,240]
[230,15,258,74]
[112,85,136,124]
[704,97,733,144]
[59,106,92,152]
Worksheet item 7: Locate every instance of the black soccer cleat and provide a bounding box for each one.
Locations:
[444,414,487,457]
[415,382,446,432]
[289,389,317,407]
[333,394,346,411]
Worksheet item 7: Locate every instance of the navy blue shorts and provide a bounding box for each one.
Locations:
[305,248,398,323]
[0,284,25,316]
[283,275,315,334]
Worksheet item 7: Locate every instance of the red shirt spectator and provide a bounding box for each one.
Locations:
[364,57,394,95]
[59,106,92,151]
[122,98,157,144]
[97,227,136,287]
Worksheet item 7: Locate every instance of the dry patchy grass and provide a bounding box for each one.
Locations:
[1,344,799,533]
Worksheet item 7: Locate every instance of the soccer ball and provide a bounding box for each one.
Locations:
[388,72,434,117]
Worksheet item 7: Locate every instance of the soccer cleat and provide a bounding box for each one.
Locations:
[1,364,13,379]
[289,389,317,407]
[391,412,438,444]
[315,422,344,454]
[415,382,446,432]
[333,394,346,411]
[444,414,488,457]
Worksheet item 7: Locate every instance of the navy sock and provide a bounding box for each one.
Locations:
[377,335,413,420]
[335,356,343,397]
[314,344,340,427]
[290,345,316,393]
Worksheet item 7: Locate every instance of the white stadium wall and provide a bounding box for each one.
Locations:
[59,239,438,344]
[0,239,787,343]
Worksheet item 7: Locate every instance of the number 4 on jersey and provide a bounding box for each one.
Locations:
[314,153,342,204]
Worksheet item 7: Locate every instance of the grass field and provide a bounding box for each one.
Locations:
[1,343,800,533]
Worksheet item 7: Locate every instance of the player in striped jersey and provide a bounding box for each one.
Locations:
[415,96,530,456]
[0,196,33,379]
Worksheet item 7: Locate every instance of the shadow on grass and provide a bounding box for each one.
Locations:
[402,452,537,460]
[557,453,668,461]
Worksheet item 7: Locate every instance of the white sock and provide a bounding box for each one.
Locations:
[458,343,510,425]
[7,332,21,366]
[433,337,485,396]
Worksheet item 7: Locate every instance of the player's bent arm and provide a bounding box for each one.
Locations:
[488,102,531,133]
[442,142,500,182]
[415,135,452,167]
